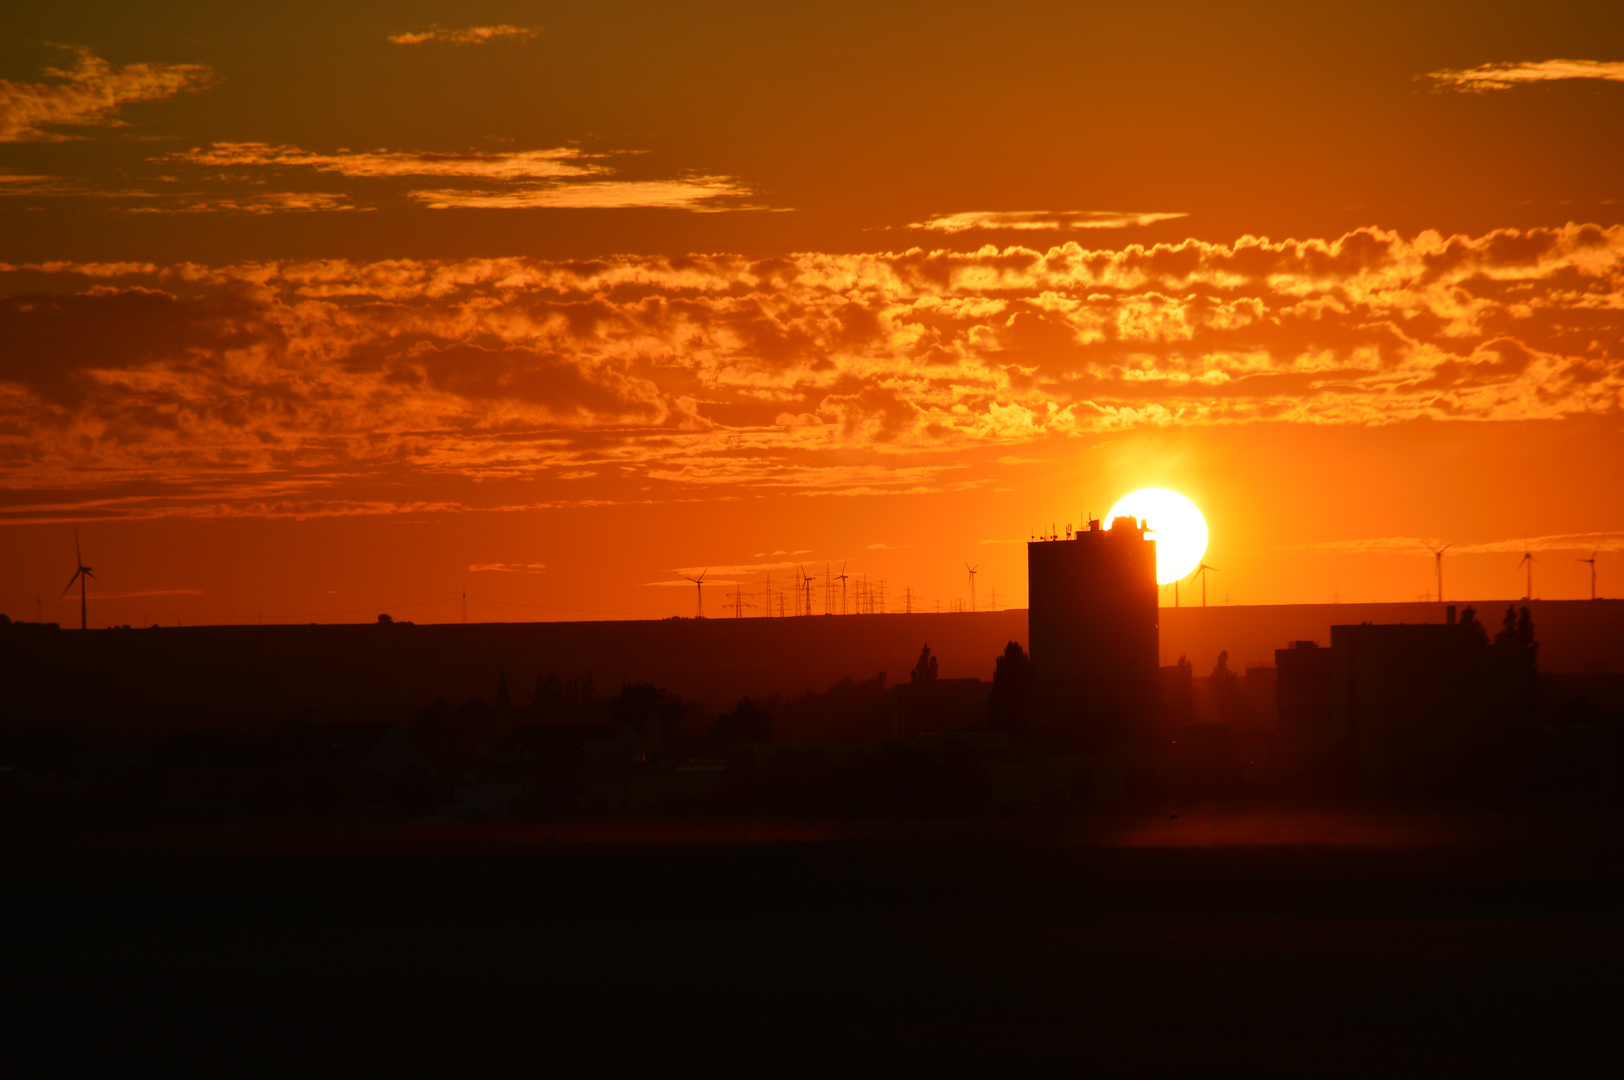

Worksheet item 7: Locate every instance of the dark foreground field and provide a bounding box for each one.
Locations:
[7,813,1622,1075]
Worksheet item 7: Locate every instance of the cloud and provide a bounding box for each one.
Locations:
[908,210,1187,233]
[0,47,213,142]
[1,223,1621,521]
[673,561,809,576]
[0,171,71,193]
[134,191,356,214]
[1428,60,1624,92]
[388,25,540,46]
[410,177,757,211]
[469,562,547,573]
[159,143,760,214]
[168,143,599,180]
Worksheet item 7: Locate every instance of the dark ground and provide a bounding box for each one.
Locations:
[6,812,1621,1075]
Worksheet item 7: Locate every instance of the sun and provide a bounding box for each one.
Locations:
[1106,488,1208,585]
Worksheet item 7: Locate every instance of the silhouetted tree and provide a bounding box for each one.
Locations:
[711,697,772,744]
[769,673,890,742]
[988,640,1033,737]
[1209,650,1241,724]
[454,696,496,735]
[1516,606,1539,672]
[1459,605,1488,646]
[564,672,597,718]
[1159,654,1196,727]
[534,671,564,721]
[607,682,686,759]
[1494,605,1540,709]
[377,613,393,625]
[911,644,939,683]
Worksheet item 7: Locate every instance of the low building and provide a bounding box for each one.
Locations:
[1275,607,1523,790]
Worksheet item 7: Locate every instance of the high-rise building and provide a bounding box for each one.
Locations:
[1026,516,1159,746]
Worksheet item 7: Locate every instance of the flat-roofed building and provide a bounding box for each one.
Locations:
[1026,515,1159,747]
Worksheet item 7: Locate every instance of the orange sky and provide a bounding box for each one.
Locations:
[3,3,1622,626]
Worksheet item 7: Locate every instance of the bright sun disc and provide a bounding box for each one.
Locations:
[1106,488,1208,585]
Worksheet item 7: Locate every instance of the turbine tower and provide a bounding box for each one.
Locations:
[1578,550,1598,600]
[835,560,850,615]
[800,565,816,616]
[1516,549,1535,601]
[684,570,708,618]
[965,563,978,613]
[62,529,95,631]
[1426,543,1451,603]
[1194,562,1218,607]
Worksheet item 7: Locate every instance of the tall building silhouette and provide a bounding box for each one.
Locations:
[1027,515,1159,746]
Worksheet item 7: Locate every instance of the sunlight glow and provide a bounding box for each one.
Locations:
[1107,488,1208,585]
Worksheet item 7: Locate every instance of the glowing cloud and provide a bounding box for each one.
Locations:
[410,177,757,210]
[1,224,1621,522]
[0,47,213,142]
[1428,59,1624,92]
[169,143,599,180]
[908,210,1187,233]
[388,26,540,46]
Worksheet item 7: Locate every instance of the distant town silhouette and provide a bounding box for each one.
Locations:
[4,514,1619,824]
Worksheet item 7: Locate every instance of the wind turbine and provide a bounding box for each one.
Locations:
[683,570,707,618]
[1578,550,1598,600]
[800,565,816,616]
[1516,549,1535,601]
[1194,562,1218,607]
[62,528,95,631]
[835,560,850,615]
[1427,543,1451,603]
[965,563,978,613]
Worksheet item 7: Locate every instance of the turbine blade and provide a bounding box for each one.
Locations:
[62,570,81,596]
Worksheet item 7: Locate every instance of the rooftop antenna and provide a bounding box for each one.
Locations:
[1578,550,1598,600]
[965,563,978,612]
[61,528,95,631]
[1426,543,1451,603]
[684,569,708,618]
[1194,562,1218,607]
[1515,549,1535,601]
[836,560,850,615]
